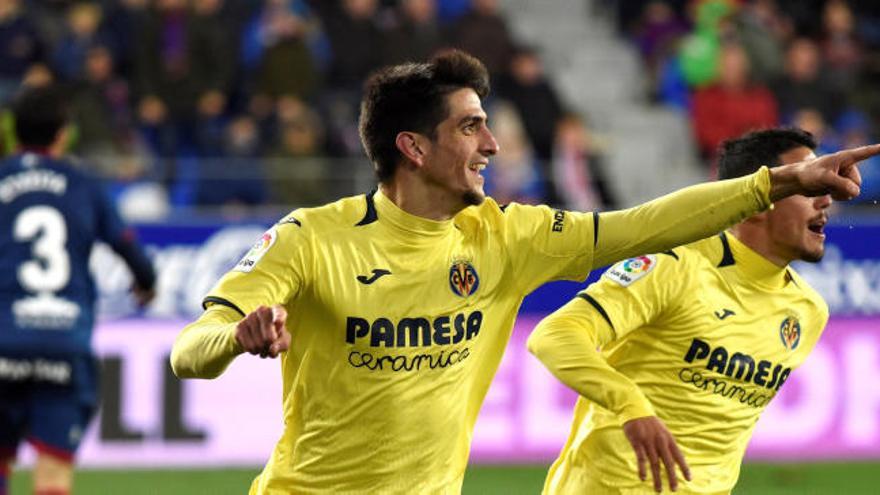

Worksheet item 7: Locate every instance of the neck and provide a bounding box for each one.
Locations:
[728,224,790,268]
[380,176,465,222]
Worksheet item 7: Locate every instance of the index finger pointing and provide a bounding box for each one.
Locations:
[840,143,880,164]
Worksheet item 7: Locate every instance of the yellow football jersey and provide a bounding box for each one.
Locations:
[209,191,597,494]
[170,168,772,494]
[537,233,829,495]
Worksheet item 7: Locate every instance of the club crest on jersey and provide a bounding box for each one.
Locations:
[604,255,656,287]
[234,227,278,273]
[779,316,801,350]
[449,260,479,297]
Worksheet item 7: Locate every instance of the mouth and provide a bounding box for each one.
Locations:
[807,217,826,236]
[467,162,487,173]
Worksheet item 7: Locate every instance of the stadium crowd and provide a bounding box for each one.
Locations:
[0,0,878,216]
[619,0,880,200]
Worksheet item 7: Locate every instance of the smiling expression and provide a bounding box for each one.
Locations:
[418,88,499,210]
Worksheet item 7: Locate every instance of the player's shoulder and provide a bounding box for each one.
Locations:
[786,266,830,316]
[458,197,561,231]
[600,239,708,290]
[274,193,374,237]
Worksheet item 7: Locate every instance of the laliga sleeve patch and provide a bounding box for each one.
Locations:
[234,227,278,273]
[603,255,657,287]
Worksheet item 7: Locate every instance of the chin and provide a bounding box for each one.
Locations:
[462,189,485,206]
[800,248,824,263]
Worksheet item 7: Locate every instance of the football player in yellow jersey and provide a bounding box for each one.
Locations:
[528,128,841,495]
[170,48,877,494]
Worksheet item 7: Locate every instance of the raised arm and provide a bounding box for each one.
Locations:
[592,144,880,267]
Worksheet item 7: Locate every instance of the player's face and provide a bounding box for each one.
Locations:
[767,146,832,263]
[421,88,499,208]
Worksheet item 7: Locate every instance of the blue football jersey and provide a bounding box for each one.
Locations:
[0,153,154,356]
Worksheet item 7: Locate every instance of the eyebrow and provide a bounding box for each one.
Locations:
[457,114,487,127]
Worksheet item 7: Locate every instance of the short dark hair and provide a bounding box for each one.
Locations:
[359,49,490,183]
[718,128,817,180]
[12,86,69,148]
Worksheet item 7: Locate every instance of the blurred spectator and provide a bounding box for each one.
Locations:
[311,0,382,91]
[69,44,149,180]
[383,0,444,65]
[482,101,545,205]
[790,108,839,155]
[691,43,779,163]
[194,115,268,211]
[0,0,47,103]
[133,0,235,159]
[23,0,69,48]
[552,112,617,211]
[100,0,149,78]
[310,0,383,156]
[447,0,515,78]
[52,2,112,81]
[771,37,845,124]
[497,47,563,162]
[266,100,333,206]
[243,0,320,118]
[735,0,790,84]
[820,0,863,93]
[633,1,689,95]
[678,0,734,87]
[495,46,563,203]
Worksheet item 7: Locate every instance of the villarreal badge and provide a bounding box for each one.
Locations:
[779,316,801,350]
[449,259,479,297]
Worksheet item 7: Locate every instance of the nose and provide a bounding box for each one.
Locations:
[481,127,500,156]
[814,194,832,210]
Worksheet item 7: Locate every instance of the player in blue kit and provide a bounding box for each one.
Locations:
[0,86,156,495]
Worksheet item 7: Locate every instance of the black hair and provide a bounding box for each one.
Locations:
[12,85,69,148]
[718,128,817,180]
[358,49,490,183]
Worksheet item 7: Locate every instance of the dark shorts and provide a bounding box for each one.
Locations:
[0,354,99,462]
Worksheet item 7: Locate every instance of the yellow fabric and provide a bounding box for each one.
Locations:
[180,190,597,494]
[531,233,828,495]
[169,168,772,494]
[170,305,240,379]
[593,166,771,267]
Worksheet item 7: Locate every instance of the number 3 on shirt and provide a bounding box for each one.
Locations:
[14,205,71,294]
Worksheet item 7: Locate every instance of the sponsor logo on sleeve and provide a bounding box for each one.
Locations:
[233,227,278,273]
[604,255,656,287]
[552,210,566,232]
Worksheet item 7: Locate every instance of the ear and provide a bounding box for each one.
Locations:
[395,131,427,167]
[50,125,70,158]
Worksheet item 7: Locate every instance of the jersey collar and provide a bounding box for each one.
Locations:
[373,189,455,237]
[724,231,791,289]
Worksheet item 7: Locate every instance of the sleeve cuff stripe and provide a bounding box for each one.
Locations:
[203,296,246,317]
[577,293,614,331]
